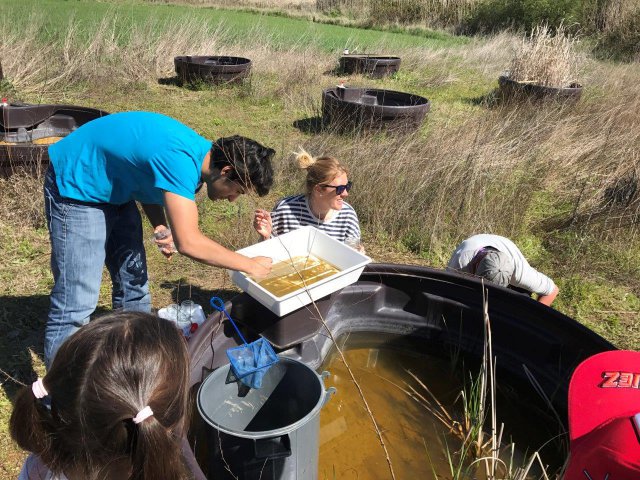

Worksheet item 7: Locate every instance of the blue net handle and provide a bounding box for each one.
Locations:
[210,296,249,346]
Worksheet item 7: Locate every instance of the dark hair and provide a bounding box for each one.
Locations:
[211,135,275,197]
[10,311,191,480]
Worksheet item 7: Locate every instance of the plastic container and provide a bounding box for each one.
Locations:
[184,263,617,480]
[174,56,252,85]
[498,75,583,103]
[229,226,371,316]
[344,236,362,250]
[196,357,336,479]
[338,55,401,78]
[158,303,206,338]
[153,227,177,254]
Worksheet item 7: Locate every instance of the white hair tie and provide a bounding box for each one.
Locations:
[32,378,48,399]
[132,406,154,424]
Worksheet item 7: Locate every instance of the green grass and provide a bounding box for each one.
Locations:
[0,0,467,52]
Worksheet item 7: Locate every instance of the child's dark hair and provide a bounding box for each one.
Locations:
[211,135,275,196]
[10,311,190,480]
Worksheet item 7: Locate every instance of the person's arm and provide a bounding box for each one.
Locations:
[538,285,559,306]
[510,254,558,306]
[447,249,474,273]
[163,192,271,278]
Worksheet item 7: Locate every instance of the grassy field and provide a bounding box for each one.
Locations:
[4,0,465,50]
[0,0,638,477]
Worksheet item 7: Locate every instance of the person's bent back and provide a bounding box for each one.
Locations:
[10,311,190,480]
[447,234,559,306]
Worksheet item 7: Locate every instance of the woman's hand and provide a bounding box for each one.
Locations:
[253,209,273,240]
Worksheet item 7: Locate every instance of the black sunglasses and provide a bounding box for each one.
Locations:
[320,181,352,195]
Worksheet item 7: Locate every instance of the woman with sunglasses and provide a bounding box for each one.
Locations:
[253,149,363,250]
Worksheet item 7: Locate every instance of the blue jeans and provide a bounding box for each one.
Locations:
[44,166,151,367]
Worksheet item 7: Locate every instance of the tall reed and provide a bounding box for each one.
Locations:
[507,24,580,88]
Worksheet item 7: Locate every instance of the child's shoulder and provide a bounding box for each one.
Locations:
[19,455,66,480]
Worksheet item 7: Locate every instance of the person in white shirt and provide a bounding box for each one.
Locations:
[447,234,559,306]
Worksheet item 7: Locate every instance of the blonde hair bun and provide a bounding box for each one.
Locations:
[295,148,316,169]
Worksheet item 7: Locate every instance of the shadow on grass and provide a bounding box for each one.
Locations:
[464,88,502,107]
[0,294,49,401]
[292,117,323,134]
[158,76,182,86]
[0,285,238,404]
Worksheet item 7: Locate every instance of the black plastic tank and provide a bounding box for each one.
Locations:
[0,103,108,177]
[322,86,430,132]
[498,75,583,102]
[184,263,614,479]
[339,55,401,78]
[174,56,252,85]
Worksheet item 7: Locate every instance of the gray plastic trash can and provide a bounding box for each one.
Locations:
[196,357,336,479]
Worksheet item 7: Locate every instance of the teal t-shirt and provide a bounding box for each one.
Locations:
[48,111,211,205]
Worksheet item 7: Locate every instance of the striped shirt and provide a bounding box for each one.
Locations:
[271,194,360,242]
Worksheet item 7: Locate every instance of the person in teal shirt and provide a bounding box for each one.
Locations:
[44,111,275,367]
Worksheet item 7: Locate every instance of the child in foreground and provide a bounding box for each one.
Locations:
[10,311,191,480]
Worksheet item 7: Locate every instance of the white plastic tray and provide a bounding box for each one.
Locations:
[229,226,371,316]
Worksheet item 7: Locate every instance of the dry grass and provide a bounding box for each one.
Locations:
[148,0,640,53]
[0,175,45,229]
[148,0,316,7]
[507,24,580,88]
[0,12,637,256]
[366,0,482,28]
[0,11,341,100]
[294,83,640,257]
[0,14,233,93]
